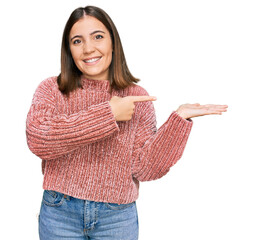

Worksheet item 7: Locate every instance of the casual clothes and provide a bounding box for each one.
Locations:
[26,76,193,204]
[39,189,138,240]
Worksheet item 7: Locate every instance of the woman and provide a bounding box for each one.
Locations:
[26,5,228,240]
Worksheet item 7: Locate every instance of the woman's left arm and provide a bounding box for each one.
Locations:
[131,100,227,182]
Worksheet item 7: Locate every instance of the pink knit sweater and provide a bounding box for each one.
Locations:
[26,76,193,204]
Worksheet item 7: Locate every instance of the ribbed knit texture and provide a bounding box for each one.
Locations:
[26,76,193,204]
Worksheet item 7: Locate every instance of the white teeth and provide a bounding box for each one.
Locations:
[84,57,101,63]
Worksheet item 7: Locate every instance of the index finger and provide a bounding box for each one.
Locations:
[128,95,157,102]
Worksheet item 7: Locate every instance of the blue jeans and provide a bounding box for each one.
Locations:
[39,190,139,239]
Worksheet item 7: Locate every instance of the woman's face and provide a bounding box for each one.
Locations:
[69,16,113,80]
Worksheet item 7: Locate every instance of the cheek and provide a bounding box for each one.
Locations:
[104,47,113,65]
[106,51,113,63]
[103,53,112,71]
[104,41,113,61]
[70,47,81,62]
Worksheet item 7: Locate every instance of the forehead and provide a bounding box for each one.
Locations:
[70,16,108,36]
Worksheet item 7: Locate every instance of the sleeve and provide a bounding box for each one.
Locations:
[131,100,193,182]
[26,79,120,161]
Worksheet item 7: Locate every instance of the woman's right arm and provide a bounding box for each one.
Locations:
[26,79,120,160]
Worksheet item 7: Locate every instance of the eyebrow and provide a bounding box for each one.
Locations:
[70,30,106,41]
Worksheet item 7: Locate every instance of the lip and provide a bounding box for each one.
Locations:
[83,56,102,66]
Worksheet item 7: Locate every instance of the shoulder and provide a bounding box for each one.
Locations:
[32,76,59,104]
[125,83,151,96]
[126,83,156,111]
[35,76,59,92]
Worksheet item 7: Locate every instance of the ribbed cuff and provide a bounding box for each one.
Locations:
[87,101,120,133]
[173,111,193,123]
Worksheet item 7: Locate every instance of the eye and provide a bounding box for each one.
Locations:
[73,39,81,44]
[95,34,103,40]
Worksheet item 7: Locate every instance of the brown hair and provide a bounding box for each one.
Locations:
[57,5,140,95]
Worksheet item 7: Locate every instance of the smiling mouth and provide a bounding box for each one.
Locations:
[83,57,102,63]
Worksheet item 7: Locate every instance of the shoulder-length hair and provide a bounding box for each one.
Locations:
[57,5,140,95]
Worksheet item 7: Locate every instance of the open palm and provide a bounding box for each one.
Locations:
[176,103,228,119]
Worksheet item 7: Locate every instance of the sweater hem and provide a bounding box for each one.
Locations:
[42,184,139,204]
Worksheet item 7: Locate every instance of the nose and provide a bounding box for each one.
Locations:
[83,40,95,54]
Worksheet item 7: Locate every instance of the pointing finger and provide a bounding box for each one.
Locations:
[127,96,157,102]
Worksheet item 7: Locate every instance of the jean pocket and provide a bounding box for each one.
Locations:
[42,190,65,207]
[105,201,135,210]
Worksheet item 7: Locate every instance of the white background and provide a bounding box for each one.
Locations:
[0,0,252,239]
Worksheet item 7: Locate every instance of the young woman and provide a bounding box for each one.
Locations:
[26,5,228,240]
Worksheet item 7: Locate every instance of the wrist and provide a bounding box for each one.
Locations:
[175,109,187,119]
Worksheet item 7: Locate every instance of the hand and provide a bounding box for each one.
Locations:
[176,103,228,119]
[109,95,157,121]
